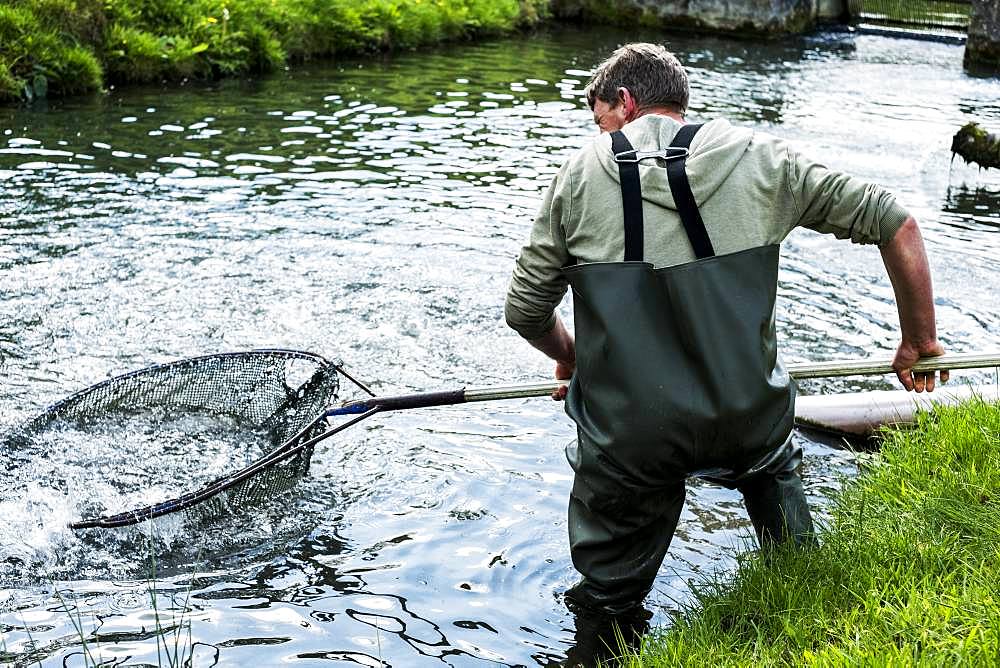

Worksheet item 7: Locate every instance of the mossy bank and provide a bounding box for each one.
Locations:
[0,0,549,102]
[627,399,1000,666]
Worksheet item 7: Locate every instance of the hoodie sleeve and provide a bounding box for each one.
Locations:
[504,164,572,340]
[786,144,909,246]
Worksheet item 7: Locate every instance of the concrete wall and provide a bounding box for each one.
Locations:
[552,0,824,36]
[816,0,847,22]
[965,0,1000,70]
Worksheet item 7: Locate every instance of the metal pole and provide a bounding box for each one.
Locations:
[786,351,1000,379]
[464,381,568,402]
[463,352,1000,401]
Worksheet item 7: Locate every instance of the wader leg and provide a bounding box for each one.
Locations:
[738,454,815,547]
[564,449,686,614]
[703,437,815,547]
[563,603,650,667]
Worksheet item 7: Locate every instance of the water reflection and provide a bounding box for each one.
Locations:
[944,184,1000,231]
[1,24,999,667]
[561,606,651,668]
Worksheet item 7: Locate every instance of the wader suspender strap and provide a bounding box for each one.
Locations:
[610,130,644,262]
[610,124,715,261]
[666,124,716,259]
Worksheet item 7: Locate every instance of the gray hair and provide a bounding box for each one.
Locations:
[585,43,689,114]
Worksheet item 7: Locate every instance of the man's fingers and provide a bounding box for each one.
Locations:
[893,345,949,392]
[897,368,915,391]
[894,367,951,392]
[924,368,949,392]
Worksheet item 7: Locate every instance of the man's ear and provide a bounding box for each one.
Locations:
[617,87,637,119]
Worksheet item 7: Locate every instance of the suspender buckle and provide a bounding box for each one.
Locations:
[613,147,689,164]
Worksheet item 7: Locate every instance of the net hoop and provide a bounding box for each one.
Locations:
[14,349,344,529]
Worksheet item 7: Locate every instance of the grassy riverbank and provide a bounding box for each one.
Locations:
[632,399,1000,666]
[0,0,548,102]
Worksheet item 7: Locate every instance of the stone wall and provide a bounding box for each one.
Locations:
[552,0,824,36]
[816,0,847,22]
[965,0,1000,70]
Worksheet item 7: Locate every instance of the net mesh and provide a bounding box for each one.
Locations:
[16,350,341,528]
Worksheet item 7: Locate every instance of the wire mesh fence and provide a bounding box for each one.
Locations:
[847,0,971,31]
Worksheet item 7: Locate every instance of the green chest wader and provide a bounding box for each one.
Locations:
[561,124,807,615]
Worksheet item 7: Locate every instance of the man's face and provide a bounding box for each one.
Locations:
[592,99,626,133]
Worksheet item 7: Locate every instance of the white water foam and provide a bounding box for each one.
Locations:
[0,410,272,579]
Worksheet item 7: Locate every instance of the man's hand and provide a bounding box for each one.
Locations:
[893,340,949,392]
[526,316,576,401]
[553,359,575,401]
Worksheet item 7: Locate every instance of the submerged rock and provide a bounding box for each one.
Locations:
[951,122,1000,170]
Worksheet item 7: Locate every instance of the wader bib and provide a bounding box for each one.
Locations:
[561,124,812,614]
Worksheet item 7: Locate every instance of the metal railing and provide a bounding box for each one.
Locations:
[847,0,971,30]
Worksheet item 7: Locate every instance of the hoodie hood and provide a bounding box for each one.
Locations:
[594,115,753,211]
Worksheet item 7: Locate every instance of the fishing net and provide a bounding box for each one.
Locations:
[14,350,342,529]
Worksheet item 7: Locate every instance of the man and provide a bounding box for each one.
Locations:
[504,43,947,616]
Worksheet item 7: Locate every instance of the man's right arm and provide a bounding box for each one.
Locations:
[504,166,572,342]
[879,216,948,392]
[505,165,575,396]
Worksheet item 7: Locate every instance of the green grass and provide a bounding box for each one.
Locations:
[0,0,550,102]
[626,398,1000,666]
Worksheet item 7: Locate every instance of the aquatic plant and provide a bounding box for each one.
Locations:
[627,398,1000,665]
[952,122,1000,171]
[42,580,207,667]
[0,0,550,102]
[35,529,206,667]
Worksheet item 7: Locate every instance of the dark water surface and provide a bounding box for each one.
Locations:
[2,26,999,666]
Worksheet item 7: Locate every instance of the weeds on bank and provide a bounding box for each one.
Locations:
[626,398,1000,666]
[0,0,550,102]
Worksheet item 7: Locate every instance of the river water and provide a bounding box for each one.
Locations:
[1,25,998,667]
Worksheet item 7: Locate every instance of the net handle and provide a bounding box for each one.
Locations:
[326,381,568,417]
[785,351,1000,379]
[326,351,999,417]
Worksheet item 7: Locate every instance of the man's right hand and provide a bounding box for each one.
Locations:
[893,340,949,392]
[553,359,575,400]
[526,316,576,400]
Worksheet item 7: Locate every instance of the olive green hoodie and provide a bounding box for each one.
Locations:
[505,114,910,340]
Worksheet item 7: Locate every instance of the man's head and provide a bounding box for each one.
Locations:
[585,43,689,132]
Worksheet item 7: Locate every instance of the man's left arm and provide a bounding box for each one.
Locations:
[879,216,948,392]
[785,144,909,245]
[785,147,947,392]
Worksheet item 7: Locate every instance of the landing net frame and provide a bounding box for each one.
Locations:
[13,349,362,529]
